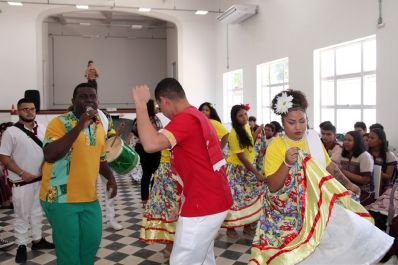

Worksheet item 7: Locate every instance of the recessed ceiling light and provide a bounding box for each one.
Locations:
[79,22,91,26]
[195,10,208,15]
[131,25,143,29]
[8,2,23,6]
[138,7,151,12]
[76,5,89,9]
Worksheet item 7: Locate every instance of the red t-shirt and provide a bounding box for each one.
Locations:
[164,107,232,217]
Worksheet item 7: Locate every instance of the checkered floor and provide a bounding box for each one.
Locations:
[0,175,253,265]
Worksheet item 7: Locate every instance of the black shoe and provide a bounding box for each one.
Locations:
[15,245,27,263]
[31,238,55,250]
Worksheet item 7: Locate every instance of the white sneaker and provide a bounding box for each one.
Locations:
[108,220,123,231]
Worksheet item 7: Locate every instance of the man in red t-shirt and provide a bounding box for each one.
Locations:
[132,78,232,265]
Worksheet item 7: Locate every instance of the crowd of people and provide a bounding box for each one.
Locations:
[0,75,397,265]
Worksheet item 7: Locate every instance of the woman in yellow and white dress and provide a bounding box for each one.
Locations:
[249,90,393,265]
[222,104,265,239]
[140,149,180,258]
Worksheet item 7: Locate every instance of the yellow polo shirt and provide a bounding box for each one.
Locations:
[227,124,255,166]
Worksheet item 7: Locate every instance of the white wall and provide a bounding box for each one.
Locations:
[377,0,398,149]
[48,34,167,108]
[215,0,398,147]
[167,25,178,78]
[0,5,46,110]
[0,3,217,112]
[45,20,168,109]
[167,11,217,107]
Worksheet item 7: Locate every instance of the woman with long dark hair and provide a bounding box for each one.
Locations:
[132,99,162,206]
[222,104,264,239]
[367,129,398,262]
[368,128,397,194]
[198,102,229,150]
[336,131,374,205]
[198,102,222,122]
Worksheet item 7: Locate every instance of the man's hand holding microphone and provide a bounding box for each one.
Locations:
[77,106,98,130]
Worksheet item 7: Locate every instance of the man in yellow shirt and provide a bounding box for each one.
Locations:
[40,83,117,265]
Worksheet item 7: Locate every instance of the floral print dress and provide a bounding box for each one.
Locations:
[250,135,392,265]
[140,150,180,243]
[222,125,265,228]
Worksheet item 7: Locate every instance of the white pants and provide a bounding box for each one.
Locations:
[99,175,116,222]
[170,210,228,265]
[11,181,43,245]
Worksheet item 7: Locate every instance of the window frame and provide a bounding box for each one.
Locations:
[314,36,376,133]
[223,69,243,123]
[256,57,289,124]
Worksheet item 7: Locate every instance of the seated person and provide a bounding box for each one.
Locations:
[368,128,397,194]
[319,121,342,163]
[370,123,384,131]
[354,121,367,136]
[248,116,259,136]
[335,131,374,205]
[363,132,370,150]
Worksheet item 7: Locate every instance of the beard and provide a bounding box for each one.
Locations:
[19,116,35,123]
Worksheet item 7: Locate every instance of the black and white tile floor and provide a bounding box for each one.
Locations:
[0,175,253,265]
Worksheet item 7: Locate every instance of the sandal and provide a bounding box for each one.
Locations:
[243,226,256,237]
[161,243,173,258]
[162,248,171,258]
[226,228,239,239]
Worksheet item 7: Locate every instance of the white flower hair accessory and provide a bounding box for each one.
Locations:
[275,92,294,114]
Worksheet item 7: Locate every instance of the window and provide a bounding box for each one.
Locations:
[256,58,289,123]
[223,69,243,122]
[314,36,376,133]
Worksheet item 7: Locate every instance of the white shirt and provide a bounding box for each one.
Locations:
[0,122,45,182]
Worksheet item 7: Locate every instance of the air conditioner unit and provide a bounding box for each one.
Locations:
[217,4,258,24]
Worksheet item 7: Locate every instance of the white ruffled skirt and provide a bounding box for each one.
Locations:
[299,204,394,265]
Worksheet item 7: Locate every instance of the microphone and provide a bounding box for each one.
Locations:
[86,106,97,123]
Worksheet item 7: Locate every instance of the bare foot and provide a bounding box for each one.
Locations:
[142,200,148,208]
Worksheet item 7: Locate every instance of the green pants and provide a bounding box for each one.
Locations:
[41,200,102,265]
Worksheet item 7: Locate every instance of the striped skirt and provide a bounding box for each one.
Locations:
[140,162,180,243]
[222,163,265,228]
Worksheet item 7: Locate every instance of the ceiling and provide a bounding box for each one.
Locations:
[4,0,229,38]
[45,10,174,39]
[46,10,169,30]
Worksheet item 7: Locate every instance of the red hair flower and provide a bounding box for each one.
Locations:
[242,103,250,111]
